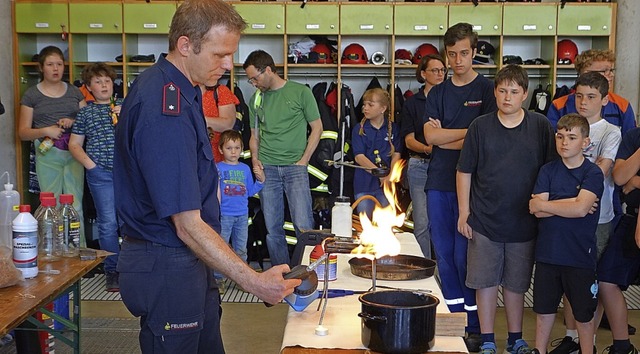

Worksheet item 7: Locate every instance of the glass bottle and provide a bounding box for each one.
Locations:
[34,191,55,221]
[373,149,387,169]
[38,196,61,260]
[57,194,80,257]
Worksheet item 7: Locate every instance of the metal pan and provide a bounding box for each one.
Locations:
[348,254,436,281]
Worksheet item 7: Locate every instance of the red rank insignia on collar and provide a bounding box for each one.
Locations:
[163,83,180,116]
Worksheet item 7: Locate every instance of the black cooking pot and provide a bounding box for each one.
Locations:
[358,290,439,354]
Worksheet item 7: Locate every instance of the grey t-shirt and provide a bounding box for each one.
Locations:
[21,82,84,129]
[583,119,621,224]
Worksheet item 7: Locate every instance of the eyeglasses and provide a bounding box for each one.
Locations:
[427,68,447,75]
[247,68,266,84]
[587,68,616,75]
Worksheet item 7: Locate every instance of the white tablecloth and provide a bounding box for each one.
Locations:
[280,232,468,353]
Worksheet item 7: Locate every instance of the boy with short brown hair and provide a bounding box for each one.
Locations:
[457,64,556,354]
[529,113,604,354]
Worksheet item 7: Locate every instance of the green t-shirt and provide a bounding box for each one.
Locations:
[249,81,320,165]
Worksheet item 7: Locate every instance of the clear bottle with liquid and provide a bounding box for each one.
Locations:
[34,191,55,221]
[38,196,61,260]
[57,194,80,257]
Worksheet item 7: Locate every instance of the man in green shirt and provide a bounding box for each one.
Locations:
[243,50,323,266]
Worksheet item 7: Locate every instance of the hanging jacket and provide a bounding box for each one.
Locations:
[229,82,252,166]
[329,84,358,203]
[308,81,338,192]
[355,77,383,121]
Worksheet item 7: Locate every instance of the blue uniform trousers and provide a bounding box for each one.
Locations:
[427,190,479,333]
[117,238,224,353]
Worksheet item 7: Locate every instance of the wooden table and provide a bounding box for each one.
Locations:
[0,253,104,353]
[280,233,468,354]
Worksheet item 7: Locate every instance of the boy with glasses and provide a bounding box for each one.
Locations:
[548,49,636,135]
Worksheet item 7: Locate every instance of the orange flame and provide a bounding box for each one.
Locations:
[352,160,406,258]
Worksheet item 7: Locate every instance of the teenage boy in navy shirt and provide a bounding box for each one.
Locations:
[423,22,497,352]
[529,113,604,354]
[457,65,556,354]
[595,128,640,354]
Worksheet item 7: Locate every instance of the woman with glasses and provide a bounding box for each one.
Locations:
[398,53,446,259]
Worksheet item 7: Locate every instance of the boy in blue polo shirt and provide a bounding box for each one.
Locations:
[529,113,604,354]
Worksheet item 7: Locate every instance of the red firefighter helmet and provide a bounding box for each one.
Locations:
[557,39,578,64]
[394,49,413,65]
[412,43,439,65]
[311,43,334,64]
[342,43,368,64]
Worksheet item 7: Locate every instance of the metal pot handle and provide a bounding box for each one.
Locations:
[357,312,387,323]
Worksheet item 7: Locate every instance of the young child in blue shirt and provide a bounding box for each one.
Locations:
[69,62,122,292]
[529,113,604,354]
[216,130,264,290]
[352,87,402,219]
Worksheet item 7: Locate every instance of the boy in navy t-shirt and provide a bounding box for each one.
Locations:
[423,22,497,351]
[456,65,556,354]
[529,113,604,354]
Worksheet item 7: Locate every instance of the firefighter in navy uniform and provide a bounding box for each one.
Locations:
[113,1,300,353]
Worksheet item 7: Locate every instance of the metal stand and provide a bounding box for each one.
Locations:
[337,97,349,198]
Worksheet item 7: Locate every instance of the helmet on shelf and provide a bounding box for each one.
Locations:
[394,49,413,65]
[474,41,496,64]
[311,43,334,64]
[557,39,578,64]
[342,43,368,64]
[412,43,439,65]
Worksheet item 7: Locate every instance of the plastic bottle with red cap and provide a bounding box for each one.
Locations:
[34,191,55,220]
[38,196,61,260]
[57,194,80,257]
[12,204,39,279]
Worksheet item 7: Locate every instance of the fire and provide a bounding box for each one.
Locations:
[352,160,406,258]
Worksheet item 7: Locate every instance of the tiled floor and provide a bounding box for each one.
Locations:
[1,299,638,354]
[78,300,640,354]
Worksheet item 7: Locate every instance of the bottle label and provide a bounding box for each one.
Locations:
[13,230,38,269]
[63,217,80,254]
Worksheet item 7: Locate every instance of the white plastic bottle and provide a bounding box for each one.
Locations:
[0,172,20,251]
[13,204,39,279]
[58,194,80,257]
[38,196,61,260]
[331,196,353,239]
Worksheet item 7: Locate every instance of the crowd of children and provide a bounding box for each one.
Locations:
[390,22,637,354]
